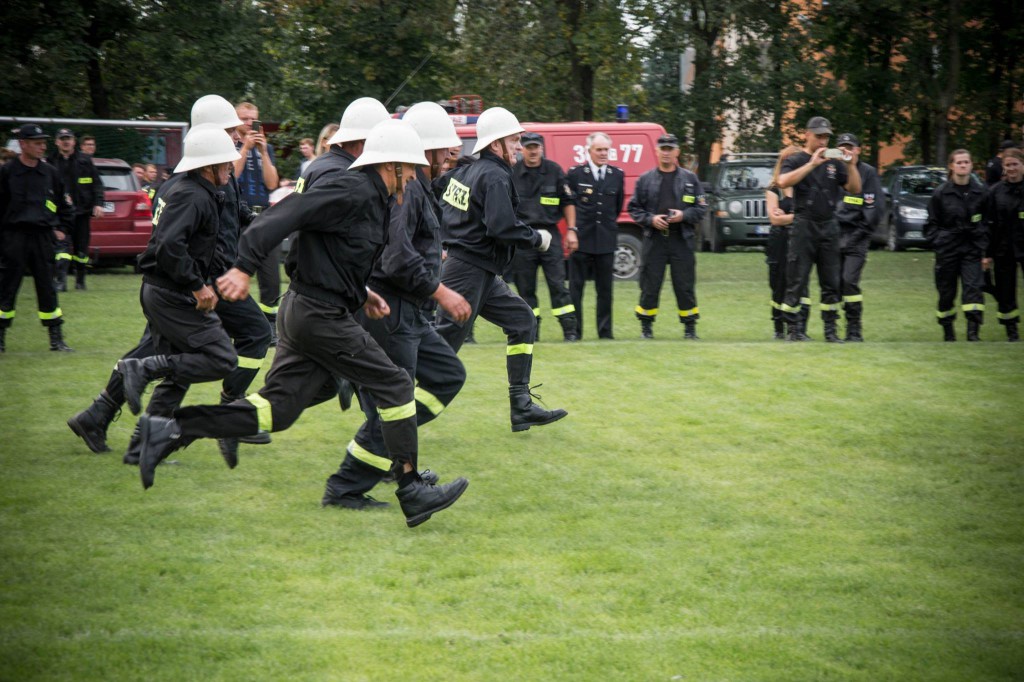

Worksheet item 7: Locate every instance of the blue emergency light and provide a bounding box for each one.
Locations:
[616,104,629,123]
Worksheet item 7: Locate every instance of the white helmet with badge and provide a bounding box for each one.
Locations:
[174,123,241,173]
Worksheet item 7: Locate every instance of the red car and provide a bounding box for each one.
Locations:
[90,158,153,267]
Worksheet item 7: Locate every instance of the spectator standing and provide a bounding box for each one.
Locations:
[925,149,989,341]
[296,138,315,177]
[0,124,74,352]
[834,132,885,342]
[509,131,580,342]
[314,123,339,157]
[566,132,624,339]
[234,101,282,342]
[986,140,1019,186]
[777,116,861,343]
[132,163,146,184]
[79,136,96,156]
[47,128,104,291]
[627,133,707,340]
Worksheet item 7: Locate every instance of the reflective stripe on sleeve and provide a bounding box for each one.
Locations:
[258,302,279,315]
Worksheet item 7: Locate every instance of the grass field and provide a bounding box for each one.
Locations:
[1,251,1022,681]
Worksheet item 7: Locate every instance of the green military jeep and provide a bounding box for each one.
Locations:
[700,153,778,252]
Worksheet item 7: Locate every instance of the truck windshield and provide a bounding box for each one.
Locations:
[717,165,773,191]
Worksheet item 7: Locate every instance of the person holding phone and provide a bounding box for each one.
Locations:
[626,133,708,339]
[234,102,282,343]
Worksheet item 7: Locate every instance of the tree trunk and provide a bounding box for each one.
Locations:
[85,14,110,118]
[934,0,960,163]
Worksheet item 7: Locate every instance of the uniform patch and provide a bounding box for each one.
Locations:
[442,178,470,211]
[864,193,875,205]
[78,177,93,184]
[294,177,305,194]
[152,198,166,226]
[826,164,837,180]
[971,213,982,223]
[540,196,559,206]
[843,196,864,205]
[682,194,695,203]
[45,199,57,213]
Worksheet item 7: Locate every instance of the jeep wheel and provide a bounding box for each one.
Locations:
[614,233,643,281]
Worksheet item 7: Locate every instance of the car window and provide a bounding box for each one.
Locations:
[717,165,773,190]
[97,167,138,192]
[898,170,946,195]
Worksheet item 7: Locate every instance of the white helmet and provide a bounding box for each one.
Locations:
[191,95,243,129]
[349,120,428,169]
[327,97,391,145]
[402,102,462,151]
[471,107,524,155]
[174,123,241,173]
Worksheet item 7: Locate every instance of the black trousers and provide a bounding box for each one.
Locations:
[839,228,871,322]
[510,229,573,318]
[54,213,92,269]
[569,251,614,338]
[782,216,841,323]
[0,229,62,328]
[636,227,698,323]
[176,290,419,467]
[992,255,1024,325]
[327,292,466,494]
[934,250,985,324]
[139,283,238,416]
[436,256,537,386]
[766,226,788,322]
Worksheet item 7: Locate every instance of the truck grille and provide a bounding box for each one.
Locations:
[744,199,767,219]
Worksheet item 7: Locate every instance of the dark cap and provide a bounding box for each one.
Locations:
[806,116,833,135]
[1000,139,1019,151]
[14,124,49,140]
[521,131,544,146]
[55,127,75,138]
[836,132,859,147]
[657,133,680,148]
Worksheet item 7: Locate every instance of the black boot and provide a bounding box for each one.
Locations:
[684,320,700,340]
[509,384,568,432]
[941,321,956,342]
[123,423,142,465]
[787,320,805,342]
[799,305,813,340]
[48,325,73,352]
[395,475,469,528]
[966,318,981,342]
[74,261,87,290]
[53,259,69,293]
[336,378,355,411]
[266,313,278,347]
[0,327,5,353]
[773,319,785,340]
[823,319,843,343]
[117,356,172,415]
[559,314,579,342]
[844,318,864,342]
[67,392,119,453]
[640,318,654,339]
[137,414,185,489]
[534,316,541,342]
[1006,322,1019,342]
[322,452,392,510]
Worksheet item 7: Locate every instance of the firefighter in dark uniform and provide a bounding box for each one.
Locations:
[436,106,568,432]
[765,146,802,339]
[777,116,861,342]
[295,97,390,193]
[67,96,273,457]
[322,102,472,510]
[986,140,1018,186]
[925,149,989,341]
[136,120,469,528]
[984,147,1023,341]
[566,132,625,339]
[48,128,103,291]
[627,133,708,340]
[508,131,580,341]
[0,124,74,352]
[834,133,885,342]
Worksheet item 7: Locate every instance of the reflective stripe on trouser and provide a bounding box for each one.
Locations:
[215,294,273,398]
[766,226,788,322]
[783,216,841,322]
[509,227,573,315]
[0,230,62,328]
[638,228,698,321]
[934,250,984,324]
[993,256,1023,323]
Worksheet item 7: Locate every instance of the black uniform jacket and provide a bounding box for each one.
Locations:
[986,180,1024,260]
[46,150,103,215]
[512,158,574,228]
[138,173,222,293]
[925,179,989,256]
[154,171,254,279]
[296,147,356,193]
[368,168,442,306]
[0,157,74,233]
[835,161,885,236]
[236,166,391,313]
[628,166,707,231]
[566,163,624,254]
[440,150,542,275]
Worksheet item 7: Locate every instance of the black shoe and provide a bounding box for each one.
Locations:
[138,414,183,489]
[823,321,843,343]
[396,477,469,528]
[563,331,580,342]
[75,281,86,290]
[216,438,238,469]
[598,333,614,340]
[322,492,390,510]
[67,393,118,453]
[966,320,981,342]
[117,356,171,415]
[337,378,354,411]
[510,384,568,432]
[683,324,700,340]
[640,321,654,339]
[1007,323,1020,342]
[238,431,272,445]
[942,324,956,342]
[48,326,73,352]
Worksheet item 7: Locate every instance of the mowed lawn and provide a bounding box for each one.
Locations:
[1,251,1022,681]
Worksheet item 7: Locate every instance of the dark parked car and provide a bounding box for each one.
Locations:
[700,153,777,252]
[873,165,946,251]
[90,158,153,266]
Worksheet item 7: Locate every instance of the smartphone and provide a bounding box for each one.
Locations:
[251,119,262,134]
[823,148,851,162]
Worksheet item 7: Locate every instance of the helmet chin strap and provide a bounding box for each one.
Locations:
[427,149,443,180]
[393,162,405,205]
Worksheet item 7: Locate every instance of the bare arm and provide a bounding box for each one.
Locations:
[766,189,794,227]
[777,148,825,189]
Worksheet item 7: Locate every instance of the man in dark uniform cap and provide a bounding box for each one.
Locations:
[48,127,103,291]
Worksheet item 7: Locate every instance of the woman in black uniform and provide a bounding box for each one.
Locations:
[765,146,802,339]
